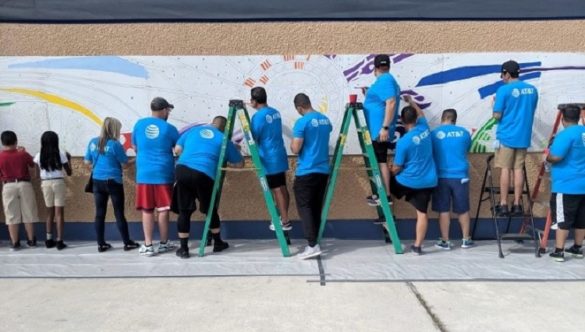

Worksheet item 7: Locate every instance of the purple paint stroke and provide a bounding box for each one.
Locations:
[522,66,585,73]
[324,54,337,59]
[392,53,414,64]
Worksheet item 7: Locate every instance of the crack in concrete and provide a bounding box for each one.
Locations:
[407,281,448,332]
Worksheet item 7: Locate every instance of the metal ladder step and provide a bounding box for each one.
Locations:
[500,233,533,241]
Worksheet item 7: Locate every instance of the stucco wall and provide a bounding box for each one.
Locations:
[1,21,575,223]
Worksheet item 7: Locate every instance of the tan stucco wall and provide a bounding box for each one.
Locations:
[1,21,575,223]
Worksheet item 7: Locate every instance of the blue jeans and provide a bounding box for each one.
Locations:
[93,179,131,245]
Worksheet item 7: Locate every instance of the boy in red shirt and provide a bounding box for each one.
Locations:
[0,131,39,250]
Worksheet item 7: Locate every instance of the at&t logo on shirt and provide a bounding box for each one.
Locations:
[200,129,215,139]
[265,114,273,124]
[311,119,319,127]
[582,133,585,146]
[145,124,160,139]
[435,131,446,140]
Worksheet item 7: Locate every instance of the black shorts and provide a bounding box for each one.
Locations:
[266,172,287,189]
[372,140,390,163]
[550,193,585,230]
[171,164,214,214]
[390,176,433,213]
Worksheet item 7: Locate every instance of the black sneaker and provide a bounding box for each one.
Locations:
[123,240,140,251]
[213,240,230,253]
[494,204,509,217]
[366,195,381,207]
[549,250,565,262]
[26,236,37,247]
[206,231,212,247]
[45,239,56,248]
[511,204,524,217]
[97,243,112,253]
[176,247,190,259]
[56,241,67,250]
[10,240,21,252]
[565,245,584,258]
[410,244,423,255]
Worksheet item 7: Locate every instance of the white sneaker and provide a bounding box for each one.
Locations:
[269,220,293,231]
[157,241,176,254]
[139,244,156,256]
[298,245,322,260]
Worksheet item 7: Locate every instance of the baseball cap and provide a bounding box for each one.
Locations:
[374,54,391,68]
[150,97,174,111]
[501,60,520,75]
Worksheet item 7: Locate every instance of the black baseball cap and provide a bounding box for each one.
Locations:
[501,60,520,75]
[374,54,391,68]
[150,97,174,111]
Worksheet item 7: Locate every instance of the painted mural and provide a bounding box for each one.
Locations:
[1,54,584,156]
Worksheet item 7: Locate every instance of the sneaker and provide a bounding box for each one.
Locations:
[511,204,524,217]
[565,245,584,258]
[45,239,56,249]
[269,220,293,231]
[26,237,37,248]
[298,244,322,259]
[213,240,230,253]
[549,250,565,262]
[551,221,558,230]
[366,195,381,207]
[434,239,452,250]
[139,244,156,256]
[176,247,190,259]
[123,240,140,251]
[410,244,423,255]
[157,241,176,254]
[98,243,112,253]
[461,238,475,249]
[10,240,21,252]
[494,204,509,217]
[56,240,67,250]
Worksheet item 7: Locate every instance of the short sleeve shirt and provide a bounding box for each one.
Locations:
[431,124,471,179]
[84,137,129,184]
[250,106,289,175]
[34,151,69,179]
[549,125,585,194]
[493,80,539,148]
[292,111,332,176]
[363,72,401,141]
[394,118,438,189]
[132,117,179,184]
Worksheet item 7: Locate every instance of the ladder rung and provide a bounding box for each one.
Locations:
[337,167,372,171]
[500,233,532,241]
[220,167,259,172]
[484,187,529,195]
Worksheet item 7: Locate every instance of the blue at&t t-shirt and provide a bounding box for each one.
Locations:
[363,72,401,141]
[84,138,129,184]
[132,117,179,184]
[394,117,437,189]
[292,111,332,176]
[176,125,243,180]
[431,124,471,179]
[549,125,585,194]
[493,80,539,148]
[251,106,289,175]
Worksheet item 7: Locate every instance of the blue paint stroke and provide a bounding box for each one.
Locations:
[9,56,148,79]
[416,62,541,87]
[477,72,541,99]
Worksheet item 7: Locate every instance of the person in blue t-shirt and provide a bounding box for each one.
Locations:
[545,105,585,262]
[492,60,539,217]
[431,109,474,250]
[249,87,291,232]
[171,116,243,258]
[363,54,401,207]
[84,117,139,253]
[131,97,180,256]
[391,96,437,255]
[290,93,332,260]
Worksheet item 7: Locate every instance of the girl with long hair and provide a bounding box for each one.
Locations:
[84,117,139,252]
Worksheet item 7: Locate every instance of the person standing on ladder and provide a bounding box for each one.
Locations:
[249,87,292,232]
[172,116,243,259]
[290,93,332,259]
[492,60,538,217]
[431,108,474,250]
[132,97,179,256]
[546,105,585,262]
[390,96,437,255]
[363,54,401,208]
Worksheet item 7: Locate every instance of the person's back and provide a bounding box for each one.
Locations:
[550,124,585,194]
[251,106,288,175]
[177,125,241,180]
[364,72,401,139]
[395,117,437,189]
[0,149,34,181]
[132,116,179,184]
[431,124,471,179]
[294,111,332,176]
[494,79,538,148]
[85,137,128,183]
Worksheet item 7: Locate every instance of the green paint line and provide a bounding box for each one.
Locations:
[0,102,15,107]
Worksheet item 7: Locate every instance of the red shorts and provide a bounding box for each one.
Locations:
[135,184,173,211]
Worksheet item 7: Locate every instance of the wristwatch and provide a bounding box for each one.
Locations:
[382,126,389,130]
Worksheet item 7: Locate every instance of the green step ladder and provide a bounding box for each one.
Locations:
[199,100,291,257]
[317,102,403,254]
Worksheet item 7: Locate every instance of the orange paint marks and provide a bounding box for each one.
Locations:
[260,60,272,71]
[244,78,256,87]
[259,75,269,84]
[294,62,305,70]
[283,55,295,61]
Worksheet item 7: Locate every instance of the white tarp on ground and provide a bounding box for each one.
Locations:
[2,54,585,155]
[1,240,584,281]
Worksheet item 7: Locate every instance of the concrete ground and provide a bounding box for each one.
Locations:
[1,278,584,332]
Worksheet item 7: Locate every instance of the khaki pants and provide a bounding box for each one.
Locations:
[495,146,527,169]
[2,182,38,225]
[41,178,67,207]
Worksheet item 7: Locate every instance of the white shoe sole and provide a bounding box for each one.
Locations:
[434,245,452,250]
[139,251,156,256]
[298,250,322,260]
[269,224,292,231]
